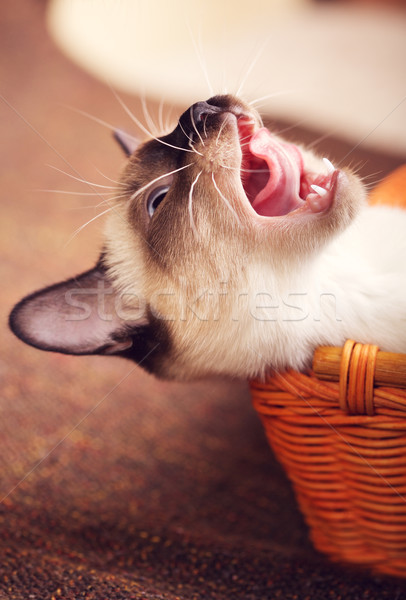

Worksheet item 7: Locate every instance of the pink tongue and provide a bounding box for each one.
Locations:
[249,128,303,216]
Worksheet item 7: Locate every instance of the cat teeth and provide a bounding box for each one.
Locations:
[310,184,328,197]
[323,157,335,174]
[307,197,322,212]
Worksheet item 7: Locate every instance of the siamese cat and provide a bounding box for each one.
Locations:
[9,95,406,380]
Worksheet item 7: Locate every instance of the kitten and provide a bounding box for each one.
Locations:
[9,95,406,380]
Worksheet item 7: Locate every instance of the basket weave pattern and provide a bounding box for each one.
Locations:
[250,341,406,578]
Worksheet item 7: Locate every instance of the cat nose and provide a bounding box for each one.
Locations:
[191,101,221,123]
[178,101,223,138]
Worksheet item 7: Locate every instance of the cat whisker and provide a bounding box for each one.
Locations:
[189,106,205,147]
[64,205,116,248]
[112,87,195,154]
[188,139,203,157]
[203,114,209,139]
[0,95,126,227]
[340,156,364,174]
[164,106,175,134]
[129,163,194,202]
[92,166,124,185]
[217,161,269,175]
[158,96,166,134]
[187,22,214,97]
[238,133,253,144]
[211,173,240,225]
[360,171,385,186]
[96,193,128,204]
[94,191,129,205]
[344,161,384,189]
[68,193,129,210]
[236,39,269,98]
[47,165,124,189]
[62,103,138,159]
[337,95,406,168]
[216,118,229,146]
[141,95,160,137]
[306,129,339,150]
[220,56,228,96]
[272,118,310,137]
[61,104,117,132]
[179,120,194,145]
[36,189,115,196]
[249,89,299,107]
[188,170,202,238]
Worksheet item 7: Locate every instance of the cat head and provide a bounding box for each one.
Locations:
[9,95,365,379]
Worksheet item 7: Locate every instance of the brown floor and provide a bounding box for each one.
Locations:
[1,1,405,599]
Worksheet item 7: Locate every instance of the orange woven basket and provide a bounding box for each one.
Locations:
[250,340,406,578]
[250,166,406,578]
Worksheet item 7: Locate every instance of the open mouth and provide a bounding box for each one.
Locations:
[237,118,338,218]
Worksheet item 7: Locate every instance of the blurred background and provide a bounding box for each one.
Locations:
[1,1,406,598]
[47,0,406,155]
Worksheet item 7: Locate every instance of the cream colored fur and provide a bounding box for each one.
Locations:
[102,97,406,380]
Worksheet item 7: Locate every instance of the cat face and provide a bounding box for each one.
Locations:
[10,95,365,380]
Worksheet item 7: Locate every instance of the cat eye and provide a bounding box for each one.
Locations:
[146,185,170,218]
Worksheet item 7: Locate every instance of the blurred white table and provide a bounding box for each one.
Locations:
[47,0,406,156]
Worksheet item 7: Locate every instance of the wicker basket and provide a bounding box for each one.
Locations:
[250,340,406,578]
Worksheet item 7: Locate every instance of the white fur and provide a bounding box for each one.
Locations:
[138,204,406,379]
[230,204,406,377]
[12,95,405,381]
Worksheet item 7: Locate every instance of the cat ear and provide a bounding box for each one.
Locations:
[113,129,139,156]
[9,262,157,362]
